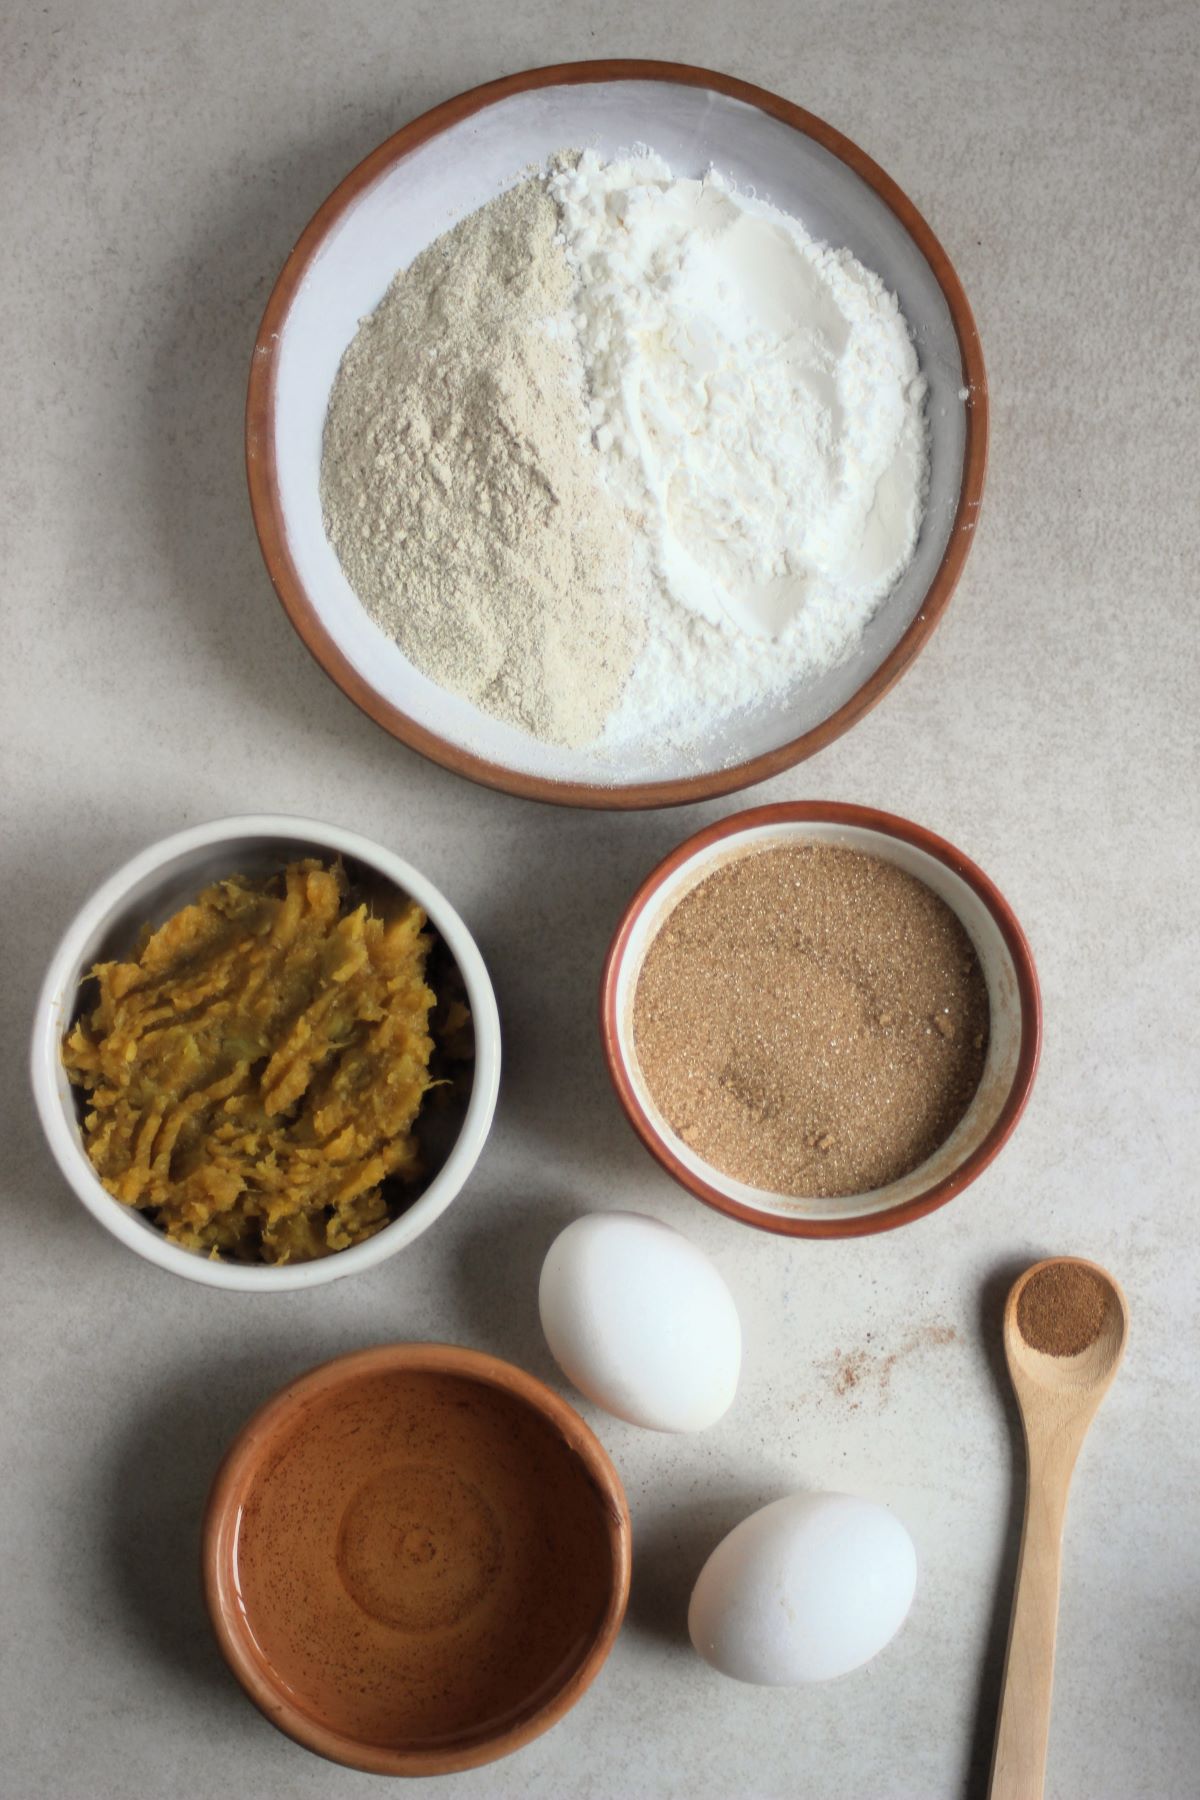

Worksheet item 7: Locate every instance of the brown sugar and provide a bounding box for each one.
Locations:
[1017,1262,1109,1356]
[631,843,990,1198]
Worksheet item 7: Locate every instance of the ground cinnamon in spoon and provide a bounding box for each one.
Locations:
[1017,1263,1109,1356]
[632,843,989,1197]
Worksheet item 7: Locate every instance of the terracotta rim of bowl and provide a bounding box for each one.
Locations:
[202,1342,632,1777]
[247,59,989,811]
[599,802,1041,1236]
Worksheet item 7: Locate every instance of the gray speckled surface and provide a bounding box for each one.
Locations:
[2,4,1198,1797]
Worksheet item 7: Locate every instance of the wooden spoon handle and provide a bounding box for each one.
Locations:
[988,1446,1074,1800]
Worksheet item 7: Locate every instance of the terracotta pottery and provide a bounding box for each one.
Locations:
[601,802,1041,1237]
[247,60,988,809]
[203,1343,631,1775]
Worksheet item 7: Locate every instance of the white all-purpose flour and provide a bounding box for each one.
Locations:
[552,151,929,753]
[322,151,930,758]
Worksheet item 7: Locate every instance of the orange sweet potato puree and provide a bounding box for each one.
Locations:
[62,860,437,1264]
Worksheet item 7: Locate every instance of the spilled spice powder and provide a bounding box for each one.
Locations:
[632,844,989,1196]
[821,1325,959,1410]
[1017,1262,1109,1356]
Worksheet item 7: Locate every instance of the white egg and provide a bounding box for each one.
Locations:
[538,1212,741,1432]
[688,1492,917,1684]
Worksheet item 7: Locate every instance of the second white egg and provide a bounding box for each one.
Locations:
[538,1211,741,1431]
[688,1491,918,1684]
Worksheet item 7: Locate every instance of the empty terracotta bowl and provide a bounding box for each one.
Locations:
[203,1344,631,1775]
[601,802,1041,1237]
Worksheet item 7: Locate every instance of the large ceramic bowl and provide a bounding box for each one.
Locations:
[249,60,987,808]
[203,1343,632,1775]
[30,816,500,1290]
[601,803,1040,1236]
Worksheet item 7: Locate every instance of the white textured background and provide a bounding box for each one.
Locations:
[3,4,1198,1797]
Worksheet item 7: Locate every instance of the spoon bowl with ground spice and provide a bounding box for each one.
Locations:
[989,1258,1129,1800]
[1007,1256,1128,1392]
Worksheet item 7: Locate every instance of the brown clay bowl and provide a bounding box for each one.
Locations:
[601,802,1041,1237]
[248,60,987,809]
[203,1344,631,1775]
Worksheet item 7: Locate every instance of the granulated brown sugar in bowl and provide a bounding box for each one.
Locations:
[631,843,990,1197]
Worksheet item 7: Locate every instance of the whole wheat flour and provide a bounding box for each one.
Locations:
[321,176,643,749]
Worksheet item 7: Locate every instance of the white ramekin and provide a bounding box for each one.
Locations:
[30,816,501,1290]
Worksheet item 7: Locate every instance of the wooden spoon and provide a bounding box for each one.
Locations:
[988,1257,1129,1800]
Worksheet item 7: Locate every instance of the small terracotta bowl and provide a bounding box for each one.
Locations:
[601,802,1041,1237]
[203,1344,631,1776]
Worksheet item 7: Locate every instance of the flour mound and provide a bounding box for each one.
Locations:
[549,150,930,755]
[321,177,643,750]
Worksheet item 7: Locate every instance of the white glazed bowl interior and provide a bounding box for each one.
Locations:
[271,78,970,788]
[30,817,501,1291]
[612,821,1025,1226]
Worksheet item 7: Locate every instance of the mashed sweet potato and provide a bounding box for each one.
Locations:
[62,859,438,1264]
